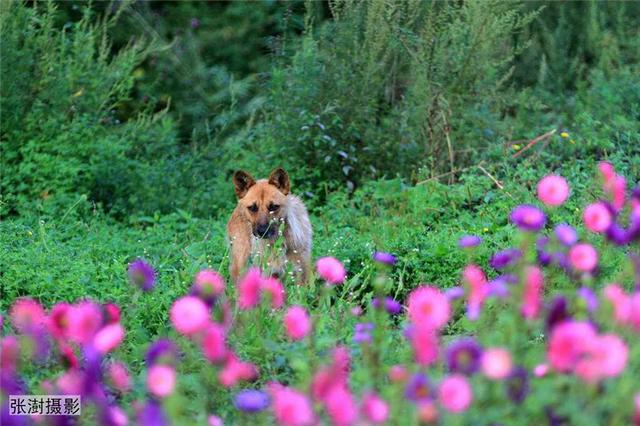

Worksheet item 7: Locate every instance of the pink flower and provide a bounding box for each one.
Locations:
[48,303,71,340]
[575,334,628,383]
[57,370,84,394]
[268,383,314,426]
[362,392,389,424]
[598,161,615,183]
[202,323,227,363]
[10,298,47,333]
[147,365,176,398]
[238,268,262,309]
[108,361,131,393]
[537,175,569,206]
[208,415,224,426]
[438,375,473,413]
[407,286,450,329]
[603,284,631,324]
[67,302,103,345]
[481,348,512,380]
[93,323,124,354]
[388,365,408,382]
[463,265,488,321]
[522,266,543,320]
[316,257,346,284]
[630,293,640,331]
[417,401,439,423]
[1,336,19,373]
[194,269,225,296]
[583,202,612,233]
[261,277,286,309]
[218,352,258,388]
[108,406,128,426]
[568,243,598,272]
[411,324,439,366]
[284,306,311,340]
[548,321,597,372]
[170,296,209,335]
[533,364,549,377]
[311,347,350,402]
[612,176,626,211]
[325,385,358,426]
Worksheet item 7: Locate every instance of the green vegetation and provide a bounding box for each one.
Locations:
[1,0,639,424]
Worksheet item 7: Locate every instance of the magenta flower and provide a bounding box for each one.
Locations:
[362,392,389,424]
[537,175,570,206]
[67,301,103,345]
[9,298,47,333]
[510,205,546,232]
[147,365,176,398]
[268,383,315,426]
[521,266,543,320]
[372,251,397,265]
[283,306,311,340]
[316,257,346,284]
[548,321,597,372]
[93,323,125,354]
[411,324,439,366]
[128,258,156,292]
[218,352,258,388]
[238,268,263,310]
[170,296,209,336]
[481,348,513,380]
[458,235,482,248]
[445,337,482,375]
[202,323,227,364]
[261,277,286,309]
[568,243,598,272]
[438,374,473,413]
[234,390,270,413]
[463,264,488,320]
[554,223,578,247]
[191,269,225,304]
[583,202,613,233]
[407,286,450,329]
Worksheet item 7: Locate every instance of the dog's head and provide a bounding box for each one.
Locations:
[233,167,290,239]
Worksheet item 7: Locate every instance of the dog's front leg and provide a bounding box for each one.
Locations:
[229,235,251,283]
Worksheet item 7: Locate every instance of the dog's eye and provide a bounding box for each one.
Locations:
[247,203,258,213]
[268,203,280,213]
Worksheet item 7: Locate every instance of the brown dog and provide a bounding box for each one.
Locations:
[227,168,312,284]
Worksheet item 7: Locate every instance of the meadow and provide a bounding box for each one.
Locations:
[1,1,640,425]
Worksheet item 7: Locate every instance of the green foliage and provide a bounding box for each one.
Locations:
[249,0,539,195]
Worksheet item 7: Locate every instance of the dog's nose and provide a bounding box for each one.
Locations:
[256,223,270,236]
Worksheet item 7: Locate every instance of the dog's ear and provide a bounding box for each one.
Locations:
[268,167,290,195]
[233,170,256,198]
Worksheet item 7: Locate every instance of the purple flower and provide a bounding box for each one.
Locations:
[139,401,168,426]
[488,279,509,298]
[505,366,529,404]
[489,249,522,270]
[445,337,482,375]
[128,258,156,292]
[353,322,374,344]
[405,373,434,402]
[146,339,178,367]
[554,223,578,247]
[190,18,200,29]
[577,287,598,313]
[536,237,552,266]
[545,296,570,332]
[234,390,269,413]
[510,205,546,232]
[605,222,631,246]
[458,235,482,248]
[372,251,397,265]
[444,286,465,300]
[372,297,402,315]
